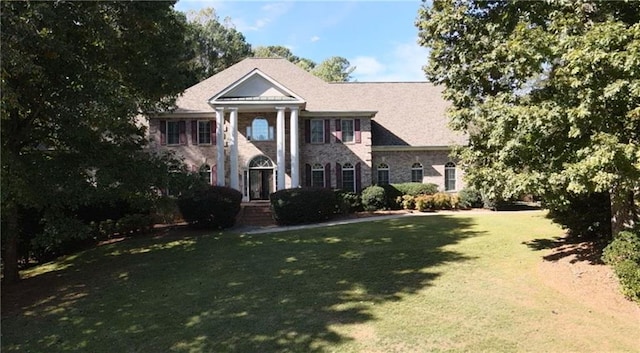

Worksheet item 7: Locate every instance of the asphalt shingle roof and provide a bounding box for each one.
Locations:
[172,58,466,147]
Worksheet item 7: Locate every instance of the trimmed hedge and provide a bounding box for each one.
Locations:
[361,185,387,211]
[382,183,439,209]
[335,190,362,214]
[602,229,640,303]
[270,188,336,225]
[177,186,242,229]
[414,192,460,212]
[393,183,439,197]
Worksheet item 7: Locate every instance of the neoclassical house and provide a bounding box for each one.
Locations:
[148,58,466,202]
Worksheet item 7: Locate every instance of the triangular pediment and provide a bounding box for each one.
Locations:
[209,69,305,104]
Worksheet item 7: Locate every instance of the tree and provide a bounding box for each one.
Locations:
[252,45,354,82]
[1,1,193,282]
[185,8,252,82]
[312,56,355,82]
[417,0,640,238]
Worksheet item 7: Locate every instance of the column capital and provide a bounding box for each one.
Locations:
[215,106,225,113]
[227,107,239,112]
[275,106,287,111]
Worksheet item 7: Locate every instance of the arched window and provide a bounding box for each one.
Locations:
[247,117,274,141]
[200,164,212,185]
[411,162,423,183]
[249,155,274,168]
[377,163,390,185]
[445,162,456,191]
[342,162,355,192]
[311,163,325,187]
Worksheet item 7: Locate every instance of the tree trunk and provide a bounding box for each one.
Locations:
[610,186,637,238]
[2,204,21,283]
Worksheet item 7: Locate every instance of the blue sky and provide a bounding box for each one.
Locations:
[175,1,430,82]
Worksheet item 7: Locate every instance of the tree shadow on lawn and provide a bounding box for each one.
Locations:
[2,215,482,353]
[522,234,604,265]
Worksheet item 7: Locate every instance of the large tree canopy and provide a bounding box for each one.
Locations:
[185,8,253,83]
[417,0,640,237]
[1,1,193,282]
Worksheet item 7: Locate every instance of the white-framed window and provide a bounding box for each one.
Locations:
[411,162,423,183]
[445,162,456,191]
[311,163,325,187]
[310,119,324,143]
[342,162,355,192]
[167,121,181,145]
[200,164,212,185]
[341,119,354,143]
[198,121,212,144]
[247,117,274,141]
[377,163,390,185]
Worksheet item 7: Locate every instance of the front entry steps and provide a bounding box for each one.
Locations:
[236,202,275,227]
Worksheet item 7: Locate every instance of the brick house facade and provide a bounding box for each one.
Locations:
[148,58,466,201]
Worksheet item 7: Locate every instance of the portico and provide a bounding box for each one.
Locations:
[211,105,302,198]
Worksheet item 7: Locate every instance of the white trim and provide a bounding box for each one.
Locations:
[301,111,376,118]
[372,145,457,152]
[209,69,306,105]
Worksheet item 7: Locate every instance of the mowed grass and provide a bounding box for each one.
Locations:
[2,212,638,352]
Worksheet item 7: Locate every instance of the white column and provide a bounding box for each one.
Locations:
[276,106,286,190]
[289,106,300,188]
[215,107,225,186]
[229,107,239,190]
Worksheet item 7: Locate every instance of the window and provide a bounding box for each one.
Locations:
[342,162,355,192]
[167,121,181,145]
[411,163,423,183]
[247,117,274,141]
[310,120,324,143]
[377,163,390,185]
[445,162,456,191]
[341,119,354,143]
[198,121,212,144]
[199,164,212,185]
[311,163,325,187]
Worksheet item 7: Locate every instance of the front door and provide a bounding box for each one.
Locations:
[249,169,273,200]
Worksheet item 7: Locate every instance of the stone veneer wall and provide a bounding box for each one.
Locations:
[371,149,465,192]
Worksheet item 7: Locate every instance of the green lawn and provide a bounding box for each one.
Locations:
[2,211,638,352]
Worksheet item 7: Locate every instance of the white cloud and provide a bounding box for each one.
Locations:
[351,56,385,76]
[234,2,293,32]
[310,36,320,43]
[350,39,430,82]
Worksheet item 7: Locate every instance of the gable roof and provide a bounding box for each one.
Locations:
[209,68,305,105]
[172,58,466,147]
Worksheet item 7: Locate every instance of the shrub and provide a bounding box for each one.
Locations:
[381,184,404,209]
[381,183,438,209]
[335,190,362,214]
[393,182,439,197]
[602,229,640,302]
[415,195,434,212]
[271,188,336,225]
[432,192,452,210]
[400,195,416,210]
[361,185,387,211]
[177,185,242,229]
[450,194,460,209]
[458,188,483,209]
